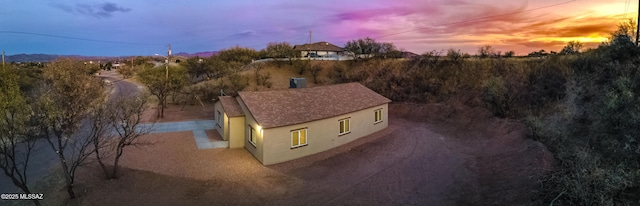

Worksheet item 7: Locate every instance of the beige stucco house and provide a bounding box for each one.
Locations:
[214,82,391,165]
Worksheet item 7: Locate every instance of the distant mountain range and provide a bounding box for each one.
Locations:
[4,51,220,63]
[173,51,219,58]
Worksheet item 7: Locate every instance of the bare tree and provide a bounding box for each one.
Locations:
[446,48,464,65]
[89,102,114,179]
[0,71,42,206]
[309,63,322,84]
[252,63,272,88]
[253,62,265,85]
[560,41,583,55]
[93,92,153,179]
[478,45,496,58]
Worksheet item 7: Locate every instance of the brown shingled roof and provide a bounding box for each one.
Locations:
[219,96,244,117]
[293,41,343,52]
[238,83,391,129]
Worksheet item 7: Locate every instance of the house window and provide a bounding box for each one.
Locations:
[291,128,307,148]
[217,111,222,128]
[249,125,257,146]
[374,109,383,123]
[339,118,350,135]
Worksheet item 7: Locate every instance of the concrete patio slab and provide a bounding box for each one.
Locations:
[142,120,227,149]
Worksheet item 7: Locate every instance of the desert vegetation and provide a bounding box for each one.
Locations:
[308,26,638,204]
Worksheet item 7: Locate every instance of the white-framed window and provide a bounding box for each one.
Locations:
[374,109,383,123]
[216,110,222,128]
[248,125,257,146]
[339,118,350,135]
[291,128,307,148]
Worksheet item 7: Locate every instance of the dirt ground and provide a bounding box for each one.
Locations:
[140,101,215,123]
[13,102,554,206]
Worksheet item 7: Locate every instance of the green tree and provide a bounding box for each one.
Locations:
[264,42,297,65]
[217,46,260,66]
[264,42,295,58]
[0,69,42,206]
[33,59,106,199]
[205,56,231,79]
[138,65,189,118]
[117,64,135,79]
[227,72,248,95]
[182,56,210,79]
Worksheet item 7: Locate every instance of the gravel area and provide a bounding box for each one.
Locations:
[46,102,554,206]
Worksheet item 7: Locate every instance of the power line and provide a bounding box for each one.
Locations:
[374,0,577,40]
[624,0,631,18]
[0,30,162,45]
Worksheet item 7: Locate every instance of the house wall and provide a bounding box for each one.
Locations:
[213,102,227,140]
[260,103,389,165]
[300,51,340,57]
[316,51,339,56]
[236,97,265,163]
[228,116,245,148]
[214,100,245,148]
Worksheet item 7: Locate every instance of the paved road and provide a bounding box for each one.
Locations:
[0,70,142,194]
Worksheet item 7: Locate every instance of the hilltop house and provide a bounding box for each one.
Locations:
[293,41,344,58]
[214,82,391,165]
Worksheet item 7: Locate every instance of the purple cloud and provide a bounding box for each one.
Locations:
[231,30,257,38]
[50,2,131,18]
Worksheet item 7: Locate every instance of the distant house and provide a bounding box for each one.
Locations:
[293,41,344,58]
[111,62,125,69]
[214,82,391,165]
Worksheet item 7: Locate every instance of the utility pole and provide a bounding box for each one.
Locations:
[166,44,171,80]
[309,30,312,44]
[2,50,5,70]
[636,0,640,46]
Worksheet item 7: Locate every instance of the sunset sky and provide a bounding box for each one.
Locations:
[0,0,634,56]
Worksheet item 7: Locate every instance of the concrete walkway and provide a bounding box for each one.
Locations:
[143,120,228,149]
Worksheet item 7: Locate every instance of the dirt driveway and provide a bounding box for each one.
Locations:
[39,103,553,206]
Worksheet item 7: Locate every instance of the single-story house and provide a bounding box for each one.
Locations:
[293,41,344,58]
[214,82,391,165]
